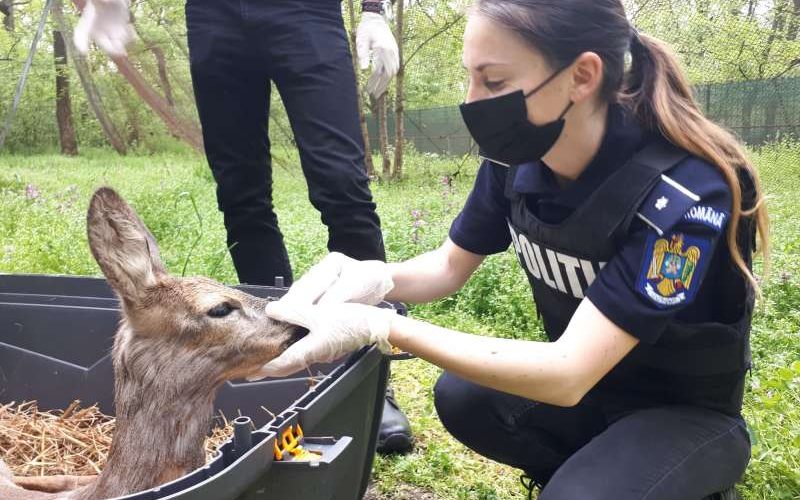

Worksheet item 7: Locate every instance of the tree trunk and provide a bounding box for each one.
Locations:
[758,0,789,77]
[376,95,391,178]
[69,0,203,152]
[0,0,13,31]
[746,0,757,19]
[52,0,127,154]
[392,0,405,180]
[788,0,800,40]
[133,26,197,126]
[0,0,53,150]
[148,43,175,109]
[142,41,180,140]
[346,0,375,176]
[114,84,141,148]
[53,25,78,155]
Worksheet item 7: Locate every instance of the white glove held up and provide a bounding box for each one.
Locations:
[355,12,400,98]
[249,301,394,379]
[74,0,135,57]
[283,252,394,307]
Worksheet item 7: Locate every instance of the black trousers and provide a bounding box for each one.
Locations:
[186,0,385,286]
[434,372,751,500]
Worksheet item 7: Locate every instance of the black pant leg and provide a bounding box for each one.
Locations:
[259,1,385,262]
[540,406,751,500]
[186,0,293,286]
[433,372,606,484]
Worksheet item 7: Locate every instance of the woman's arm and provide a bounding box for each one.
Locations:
[387,298,639,407]
[386,238,485,304]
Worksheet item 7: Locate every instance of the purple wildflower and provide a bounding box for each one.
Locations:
[25,184,40,200]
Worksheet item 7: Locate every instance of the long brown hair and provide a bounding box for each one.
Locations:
[474,0,769,291]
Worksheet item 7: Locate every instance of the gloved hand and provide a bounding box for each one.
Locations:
[74,0,135,57]
[283,252,394,306]
[249,301,394,379]
[356,12,400,98]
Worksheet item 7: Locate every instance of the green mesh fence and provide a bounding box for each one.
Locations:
[697,77,800,145]
[367,76,800,156]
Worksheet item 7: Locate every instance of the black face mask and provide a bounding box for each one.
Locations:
[459,66,574,167]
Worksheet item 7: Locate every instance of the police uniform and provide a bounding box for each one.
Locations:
[435,104,754,499]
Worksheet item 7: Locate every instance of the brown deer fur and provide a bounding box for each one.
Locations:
[0,187,306,499]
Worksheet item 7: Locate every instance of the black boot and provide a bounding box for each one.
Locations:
[376,386,414,455]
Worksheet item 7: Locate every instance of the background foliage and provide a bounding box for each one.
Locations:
[1,0,798,153]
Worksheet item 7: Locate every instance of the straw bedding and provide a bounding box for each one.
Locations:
[0,401,233,478]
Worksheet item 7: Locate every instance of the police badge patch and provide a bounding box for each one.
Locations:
[637,232,711,308]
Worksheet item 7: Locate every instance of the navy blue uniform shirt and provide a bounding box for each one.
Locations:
[450,104,734,344]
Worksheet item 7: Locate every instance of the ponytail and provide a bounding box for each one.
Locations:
[621,32,769,293]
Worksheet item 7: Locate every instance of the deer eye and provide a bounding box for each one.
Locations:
[207,302,235,318]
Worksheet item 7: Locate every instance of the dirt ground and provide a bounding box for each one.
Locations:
[363,483,440,500]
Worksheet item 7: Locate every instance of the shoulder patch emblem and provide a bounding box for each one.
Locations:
[638,232,710,307]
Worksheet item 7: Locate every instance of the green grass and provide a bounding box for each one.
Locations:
[0,143,798,499]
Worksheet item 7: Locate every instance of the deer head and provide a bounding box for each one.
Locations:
[78,187,307,498]
[87,187,307,384]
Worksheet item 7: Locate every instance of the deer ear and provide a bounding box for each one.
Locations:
[87,187,166,305]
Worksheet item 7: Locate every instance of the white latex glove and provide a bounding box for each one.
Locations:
[248,301,394,379]
[284,252,394,306]
[356,12,400,98]
[74,0,135,57]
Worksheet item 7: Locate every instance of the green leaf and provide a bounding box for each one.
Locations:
[778,367,796,382]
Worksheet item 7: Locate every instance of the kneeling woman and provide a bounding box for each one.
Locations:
[254,1,768,498]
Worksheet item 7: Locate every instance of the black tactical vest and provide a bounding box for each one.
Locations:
[505,140,753,416]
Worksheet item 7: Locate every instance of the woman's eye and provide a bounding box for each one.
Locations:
[485,80,505,91]
[207,303,234,318]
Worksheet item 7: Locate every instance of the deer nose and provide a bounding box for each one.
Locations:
[287,326,309,346]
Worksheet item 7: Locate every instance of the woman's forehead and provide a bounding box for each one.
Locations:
[463,14,546,71]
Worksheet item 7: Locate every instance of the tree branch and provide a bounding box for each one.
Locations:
[403,13,464,68]
[771,58,800,79]
[631,0,655,21]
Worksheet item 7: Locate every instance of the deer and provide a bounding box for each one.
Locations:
[0,187,308,499]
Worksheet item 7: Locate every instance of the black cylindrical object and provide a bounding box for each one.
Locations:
[233,416,253,461]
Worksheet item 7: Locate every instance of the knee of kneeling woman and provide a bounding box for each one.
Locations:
[434,372,472,435]
[433,371,495,443]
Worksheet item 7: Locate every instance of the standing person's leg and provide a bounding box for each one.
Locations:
[539,406,751,500]
[251,0,408,454]
[186,0,293,286]
[261,1,385,262]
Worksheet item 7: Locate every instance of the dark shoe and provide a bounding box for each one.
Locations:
[520,474,543,500]
[703,486,742,500]
[376,387,414,455]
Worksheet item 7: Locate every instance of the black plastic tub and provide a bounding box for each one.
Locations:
[0,274,398,500]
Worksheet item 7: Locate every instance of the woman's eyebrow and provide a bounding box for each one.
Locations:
[462,62,512,71]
